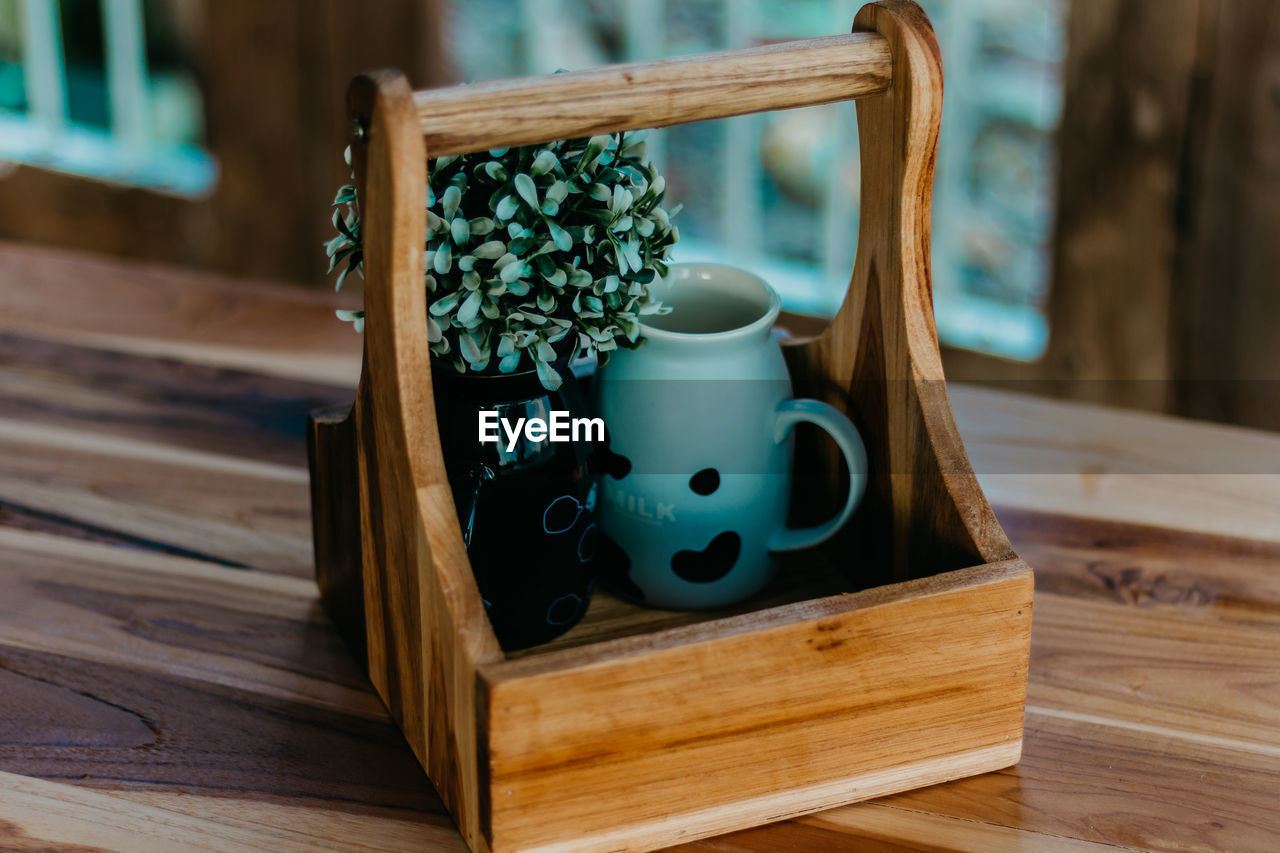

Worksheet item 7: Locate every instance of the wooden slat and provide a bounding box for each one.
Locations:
[346,70,503,853]
[0,417,313,575]
[874,708,1280,853]
[0,770,362,853]
[480,560,1032,852]
[1028,592,1280,751]
[0,638,434,809]
[413,33,892,155]
[798,802,1125,852]
[109,791,465,853]
[954,384,1280,543]
[0,333,351,467]
[0,241,362,386]
[1004,508,1280,626]
[0,528,379,718]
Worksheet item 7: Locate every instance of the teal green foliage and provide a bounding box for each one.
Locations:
[325,132,681,389]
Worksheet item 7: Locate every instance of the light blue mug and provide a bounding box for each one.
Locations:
[593,263,867,609]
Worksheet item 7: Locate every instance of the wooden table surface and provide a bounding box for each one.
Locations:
[2,241,1278,852]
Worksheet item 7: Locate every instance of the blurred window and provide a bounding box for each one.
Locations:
[448,0,1063,360]
[0,0,215,196]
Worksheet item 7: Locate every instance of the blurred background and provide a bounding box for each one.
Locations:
[1,0,1276,429]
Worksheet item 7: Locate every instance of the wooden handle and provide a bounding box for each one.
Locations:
[413,32,892,156]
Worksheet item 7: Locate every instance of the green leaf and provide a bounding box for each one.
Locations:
[473,240,506,259]
[457,289,483,326]
[470,217,496,235]
[610,185,633,213]
[534,355,562,391]
[513,173,539,208]
[459,329,489,369]
[441,185,462,220]
[508,234,536,256]
[530,150,558,177]
[495,195,519,220]
[433,242,452,274]
[500,261,530,283]
[450,217,470,245]
[336,308,365,334]
[545,181,568,204]
[547,220,573,252]
[429,290,462,316]
[571,135,611,179]
[623,238,643,272]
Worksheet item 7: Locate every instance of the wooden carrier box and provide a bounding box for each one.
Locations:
[307,2,1034,851]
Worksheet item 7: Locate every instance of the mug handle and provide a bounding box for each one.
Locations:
[767,398,868,553]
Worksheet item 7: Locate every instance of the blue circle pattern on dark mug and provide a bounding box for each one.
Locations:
[431,348,600,650]
[538,483,597,626]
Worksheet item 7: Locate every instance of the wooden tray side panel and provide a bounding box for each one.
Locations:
[346,71,503,850]
[306,403,366,664]
[784,0,1015,582]
[479,560,1033,853]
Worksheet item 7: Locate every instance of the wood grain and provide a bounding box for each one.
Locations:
[325,5,1033,851]
[0,528,379,720]
[1174,0,1280,430]
[414,32,892,156]
[4,247,1280,850]
[783,0,1015,582]
[0,240,363,386]
[0,416,313,576]
[0,769,377,853]
[874,707,1280,852]
[347,69,504,853]
[954,384,1280,543]
[309,404,367,661]
[479,560,1032,852]
[2,3,1277,850]
[0,332,351,467]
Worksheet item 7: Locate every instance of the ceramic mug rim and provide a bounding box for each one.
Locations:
[639,262,782,343]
